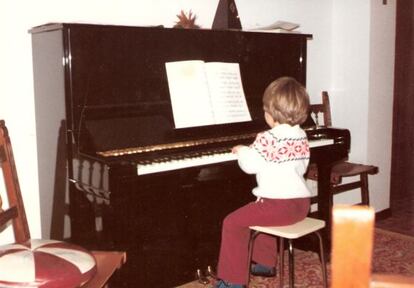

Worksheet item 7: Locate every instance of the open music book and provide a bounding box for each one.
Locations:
[165,60,252,128]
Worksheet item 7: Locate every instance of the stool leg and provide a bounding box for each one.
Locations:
[247,231,260,285]
[279,237,284,288]
[361,173,370,205]
[315,231,328,288]
[288,239,294,288]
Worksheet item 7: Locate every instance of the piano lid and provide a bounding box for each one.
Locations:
[36,24,311,154]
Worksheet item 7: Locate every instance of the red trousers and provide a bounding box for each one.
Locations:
[217,197,310,285]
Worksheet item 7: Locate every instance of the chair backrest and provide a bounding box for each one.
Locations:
[331,205,414,288]
[309,91,332,127]
[0,120,128,288]
[0,120,30,243]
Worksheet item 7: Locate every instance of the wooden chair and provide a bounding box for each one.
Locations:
[248,217,328,288]
[307,91,379,205]
[331,205,414,288]
[0,119,125,287]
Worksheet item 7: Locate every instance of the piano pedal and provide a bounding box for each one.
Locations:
[206,265,218,280]
[195,268,210,285]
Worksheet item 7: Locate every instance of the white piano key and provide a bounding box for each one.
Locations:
[137,153,237,175]
[309,138,334,148]
[136,138,335,175]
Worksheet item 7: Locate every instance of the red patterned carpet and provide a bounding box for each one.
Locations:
[177,228,414,287]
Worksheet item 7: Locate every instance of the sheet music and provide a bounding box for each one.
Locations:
[165,60,251,129]
[165,60,215,128]
[204,62,251,124]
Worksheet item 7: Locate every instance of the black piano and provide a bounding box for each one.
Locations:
[30,23,349,287]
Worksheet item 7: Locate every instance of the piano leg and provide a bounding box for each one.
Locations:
[316,162,334,258]
[69,182,98,246]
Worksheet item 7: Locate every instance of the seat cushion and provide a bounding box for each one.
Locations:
[0,239,97,288]
[306,162,343,183]
[306,161,378,184]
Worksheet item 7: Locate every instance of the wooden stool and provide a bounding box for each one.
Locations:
[248,217,327,288]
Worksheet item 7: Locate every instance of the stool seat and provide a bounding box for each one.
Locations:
[250,217,325,239]
[248,217,327,288]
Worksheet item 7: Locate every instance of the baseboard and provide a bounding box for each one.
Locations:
[375,208,392,221]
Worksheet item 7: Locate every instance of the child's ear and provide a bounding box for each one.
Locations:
[264,112,276,127]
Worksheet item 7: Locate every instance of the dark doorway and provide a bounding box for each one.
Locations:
[390,1,414,205]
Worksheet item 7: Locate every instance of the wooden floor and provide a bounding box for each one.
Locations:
[375,192,414,237]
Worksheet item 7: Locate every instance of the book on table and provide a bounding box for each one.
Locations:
[165,60,252,129]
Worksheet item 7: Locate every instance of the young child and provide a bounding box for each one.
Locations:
[215,77,312,288]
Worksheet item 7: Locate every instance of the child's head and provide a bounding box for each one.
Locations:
[262,76,309,126]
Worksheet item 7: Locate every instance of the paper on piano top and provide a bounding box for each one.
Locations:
[165,60,252,129]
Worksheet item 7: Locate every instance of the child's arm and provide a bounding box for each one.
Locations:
[232,142,265,174]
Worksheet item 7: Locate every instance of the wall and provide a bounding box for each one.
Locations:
[329,0,395,210]
[0,0,395,241]
[367,0,395,211]
[330,1,371,206]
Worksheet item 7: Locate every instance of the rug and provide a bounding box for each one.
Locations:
[176,228,414,287]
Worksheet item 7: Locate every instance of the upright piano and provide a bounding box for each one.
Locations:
[30,23,349,287]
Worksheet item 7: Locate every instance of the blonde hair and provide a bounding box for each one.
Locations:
[262,77,309,125]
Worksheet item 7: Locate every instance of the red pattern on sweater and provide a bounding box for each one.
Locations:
[251,131,309,163]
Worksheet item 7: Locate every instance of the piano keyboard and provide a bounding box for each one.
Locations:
[136,138,334,175]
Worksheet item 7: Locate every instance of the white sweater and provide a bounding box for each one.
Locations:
[237,124,311,199]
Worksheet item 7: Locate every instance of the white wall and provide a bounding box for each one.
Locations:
[329,0,395,209]
[368,0,396,211]
[0,0,395,241]
[329,1,372,205]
